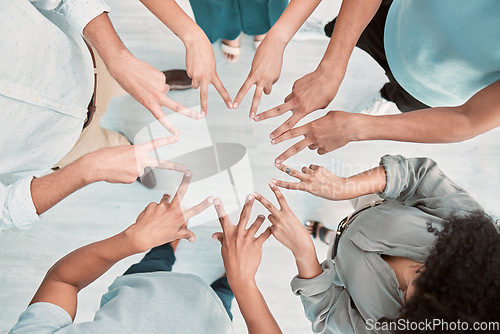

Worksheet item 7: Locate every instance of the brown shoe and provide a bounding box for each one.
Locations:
[162,69,192,90]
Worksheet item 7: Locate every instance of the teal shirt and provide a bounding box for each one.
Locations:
[291,155,483,334]
[384,0,500,107]
[10,273,234,334]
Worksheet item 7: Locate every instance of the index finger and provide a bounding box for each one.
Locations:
[160,95,200,121]
[254,192,279,214]
[254,101,293,122]
[249,86,263,119]
[238,194,255,232]
[139,136,179,151]
[172,170,193,203]
[214,198,233,233]
[200,81,208,117]
[153,110,179,136]
[269,182,290,210]
[274,163,307,181]
[233,76,253,108]
[275,138,311,165]
[212,77,233,109]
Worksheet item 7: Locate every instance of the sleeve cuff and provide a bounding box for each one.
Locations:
[291,259,336,297]
[58,0,111,34]
[5,176,40,230]
[378,154,407,200]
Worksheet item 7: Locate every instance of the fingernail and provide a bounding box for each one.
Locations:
[275,159,281,164]
[269,182,276,188]
[188,237,196,242]
[271,179,277,184]
[258,214,265,219]
[212,235,218,241]
[214,198,220,205]
[207,196,214,204]
[233,102,239,109]
[246,194,254,202]
[185,170,193,177]
[250,113,255,119]
[254,115,260,121]
[228,102,233,108]
[271,139,276,145]
[270,133,275,139]
[274,162,280,168]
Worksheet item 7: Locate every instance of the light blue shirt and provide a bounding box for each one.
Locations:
[291,155,483,334]
[384,0,500,107]
[0,0,109,230]
[10,272,234,333]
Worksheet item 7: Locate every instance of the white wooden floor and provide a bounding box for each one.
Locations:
[1,1,499,333]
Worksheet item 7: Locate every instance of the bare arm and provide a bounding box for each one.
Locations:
[357,80,500,143]
[255,0,383,138]
[213,198,281,334]
[139,0,232,113]
[31,137,180,215]
[30,172,210,319]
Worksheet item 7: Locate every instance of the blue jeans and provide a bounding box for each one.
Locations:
[123,243,234,320]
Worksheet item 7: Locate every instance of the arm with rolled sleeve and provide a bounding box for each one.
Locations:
[0,177,40,231]
[29,0,110,34]
[291,260,372,334]
[379,155,482,215]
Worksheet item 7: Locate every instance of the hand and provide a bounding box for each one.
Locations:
[83,136,186,184]
[127,171,213,253]
[274,110,358,163]
[184,36,233,116]
[254,184,313,257]
[212,195,272,286]
[273,163,348,200]
[233,38,285,118]
[107,53,200,135]
[255,69,342,139]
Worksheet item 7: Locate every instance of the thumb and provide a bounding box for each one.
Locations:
[212,232,224,243]
[176,228,196,242]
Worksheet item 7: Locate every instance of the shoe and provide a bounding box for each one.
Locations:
[356,92,400,115]
[162,70,192,90]
[324,18,337,38]
[221,39,241,62]
[305,220,331,245]
[137,167,156,189]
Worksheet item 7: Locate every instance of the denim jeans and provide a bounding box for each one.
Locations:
[123,243,234,320]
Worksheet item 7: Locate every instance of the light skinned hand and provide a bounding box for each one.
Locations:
[233,38,285,119]
[84,136,186,184]
[107,54,201,136]
[254,184,313,257]
[185,35,233,116]
[273,110,357,164]
[126,171,213,253]
[212,195,272,286]
[273,163,350,200]
[255,69,342,139]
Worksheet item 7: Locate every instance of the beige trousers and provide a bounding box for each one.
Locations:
[54,45,130,169]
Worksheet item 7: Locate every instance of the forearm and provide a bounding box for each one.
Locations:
[230,280,282,334]
[139,0,206,46]
[30,229,139,319]
[47,231,136,291]
[317,0,382,77]
[293,239,322,280]
[265,0,323,48]
[83,12,132,69]
[30,156,95,215]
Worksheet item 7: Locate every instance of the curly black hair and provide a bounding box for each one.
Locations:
[383,211,500,333]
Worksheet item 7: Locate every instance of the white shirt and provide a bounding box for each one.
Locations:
[0,0,109,230]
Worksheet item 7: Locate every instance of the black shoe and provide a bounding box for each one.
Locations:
[324,18,337,38]
[137,167,156,189]
[162,69,192,90]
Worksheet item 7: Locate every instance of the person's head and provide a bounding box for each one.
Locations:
[390,211,500,333]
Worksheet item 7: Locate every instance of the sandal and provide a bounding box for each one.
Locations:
[305,220,332,245]
[221,40,240,62]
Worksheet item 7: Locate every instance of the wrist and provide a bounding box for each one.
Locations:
[69,155,99,185]
[291,236,316,261]
[351,113,376,142]
[228,276,258,293]
[181,27,208,48]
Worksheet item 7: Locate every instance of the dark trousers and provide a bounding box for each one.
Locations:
[123,243,234,321]
[324,0,430,112]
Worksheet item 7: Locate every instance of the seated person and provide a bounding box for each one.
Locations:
[252,155,499,333]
